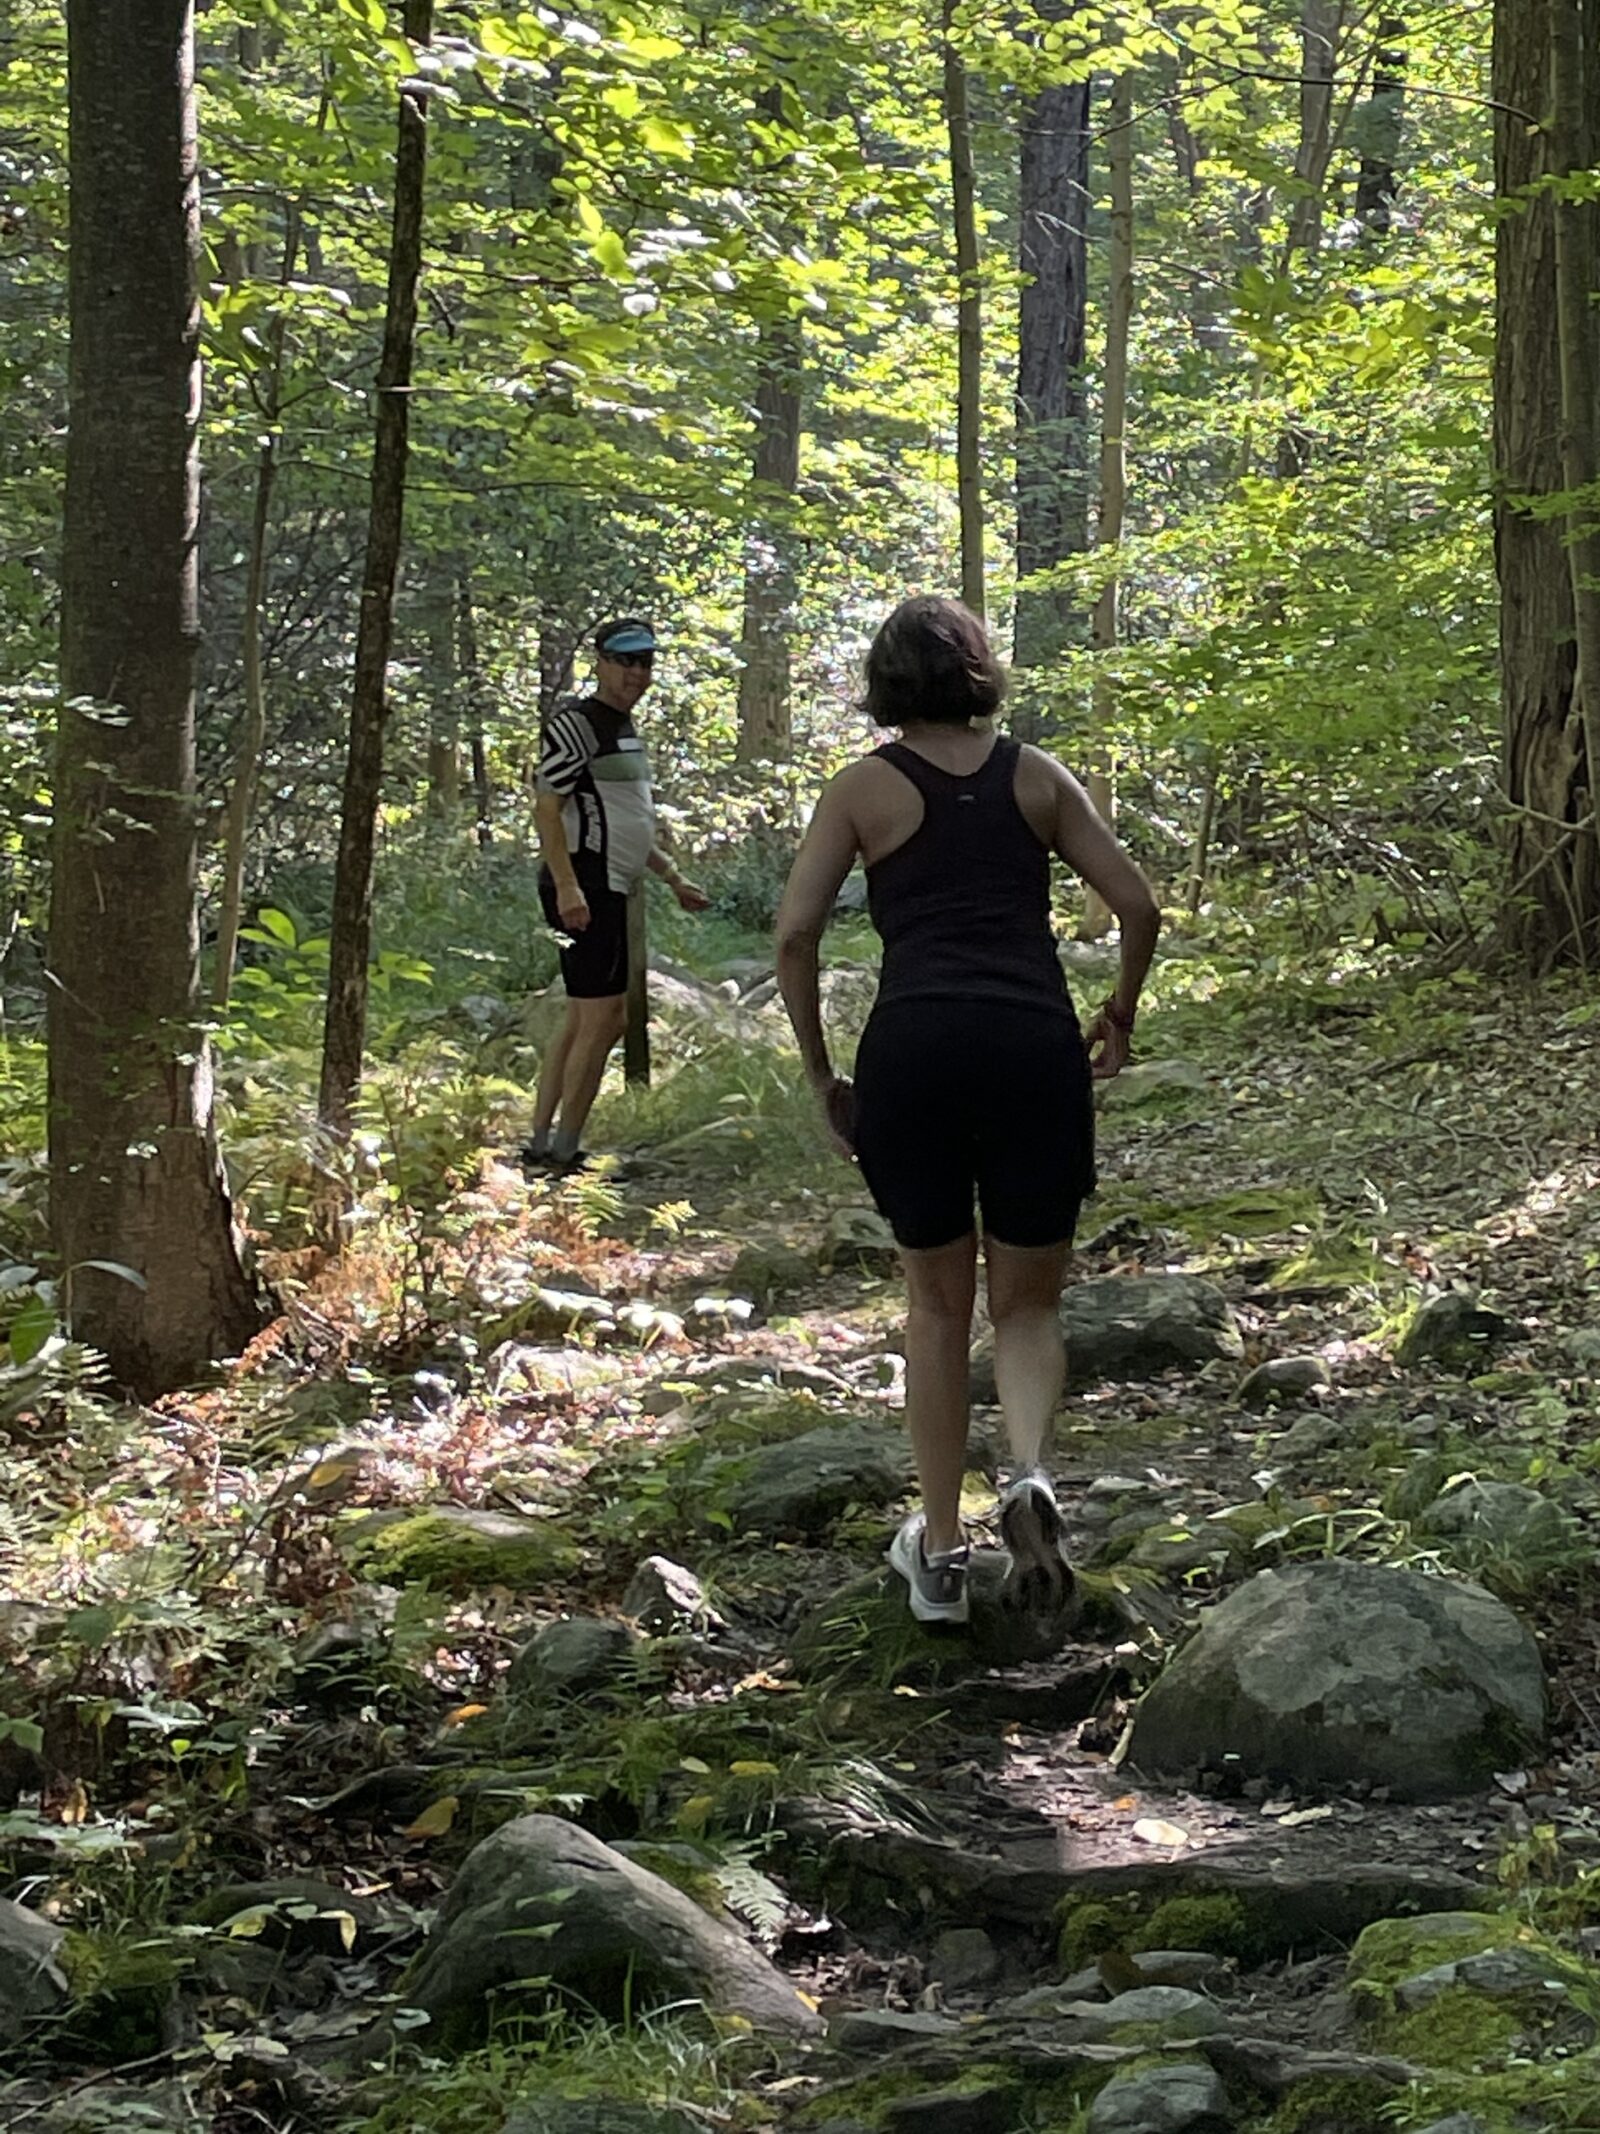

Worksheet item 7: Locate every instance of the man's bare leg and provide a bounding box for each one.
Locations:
[551,993,628,1161]
[527,1002,580,1155]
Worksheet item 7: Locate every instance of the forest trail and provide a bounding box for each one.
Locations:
[5,950,1600,2133]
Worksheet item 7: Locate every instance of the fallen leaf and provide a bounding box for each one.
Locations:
[1278,1804,1334,1827]
[403,1794,458,1839]
[59,1781,90,1827]
[441,1704,488,1729]
[1132,1817,1189,1848]
[728,1760,780,1779]
[321,1908,358,1953]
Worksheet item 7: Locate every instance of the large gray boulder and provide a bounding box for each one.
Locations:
[973,1275,1242,1399]
[403,1814,821,2043]
[0,1895,70,2044]
[1128,1560,1545,1800]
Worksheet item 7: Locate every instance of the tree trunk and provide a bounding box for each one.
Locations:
[1548,0,1600,924]
[1354,18,1406,232]
[1014,66,1091,681]
[1080,73,1134,942]
[51,0,262,1395]
[735,312,803,762]
[316,0,435,1213]
[457,567,492,847]
[1494,0,1600,965]
[213,110,319,1011]
[424,572,461,825]
[1287,0,1339,260]
[943,0,984,619]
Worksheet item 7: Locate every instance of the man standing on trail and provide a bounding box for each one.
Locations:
[523,618,708,1173]
[775,596,1160,1626]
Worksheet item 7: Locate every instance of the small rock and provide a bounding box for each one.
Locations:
[1238,1356,1331,1407]
[402,1814,821,2040]
[1416,1480,1576,1564]
[1101,1984,1221,2038]
[928,1925,1002,1991]
[882,2088,1014,2134]
[0,1896,69,2045]
[622,1556,720,1635]
[720,1418,914,1539]
[507,1616,635,1698]
[1395,1289,1518,1368]
[726,1243,814,1307]
[501,2103,703,2134]
[1095,1059,1209,1110]
[1087,2060,1234,2134]
[344,1505,578,1593]
[830,2008,963,2054]
[684,1297,755,1335]
[1058,1951,1232,1999]
[822,1205,899,1273]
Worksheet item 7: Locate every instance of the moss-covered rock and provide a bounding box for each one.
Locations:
[1348,1912,1598,2070]
[58,1930,185,2060]
[342,1505,580,1592]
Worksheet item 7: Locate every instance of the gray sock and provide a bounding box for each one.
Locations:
[552,1126,582,1162]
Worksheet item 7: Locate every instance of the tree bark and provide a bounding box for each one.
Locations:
[735,312,803,762]
[1494,0,1600,965]
[1014,67,1091,680]
[457,568,492,847]
[51,0,262,1394]
[1548,0,1600,911]
[317,0,435,1212]
[213,110,320,1010]
[943,0,985,619]
[1080,73,1134,941]
[1354,18,1406,232]
[1287,0,1339,260]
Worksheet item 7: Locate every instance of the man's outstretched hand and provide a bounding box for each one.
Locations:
[671,876,711,912]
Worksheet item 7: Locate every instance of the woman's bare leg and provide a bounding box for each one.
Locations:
[985,1238,1072,1474]
[901,1234,979,1554]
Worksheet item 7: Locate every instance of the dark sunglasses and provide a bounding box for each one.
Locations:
[605,649,654,670]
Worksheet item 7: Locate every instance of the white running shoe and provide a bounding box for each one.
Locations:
[998,1469,1076,1617]
[888,1513,971,1625]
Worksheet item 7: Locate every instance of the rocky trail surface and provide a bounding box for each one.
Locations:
[4,958,1600,2133]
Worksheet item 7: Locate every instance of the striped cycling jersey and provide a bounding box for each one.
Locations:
[536,695,655,893]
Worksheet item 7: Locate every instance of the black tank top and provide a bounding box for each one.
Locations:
[865,737,1072,1016]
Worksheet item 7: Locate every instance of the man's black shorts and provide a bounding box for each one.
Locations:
[539,863,629,999]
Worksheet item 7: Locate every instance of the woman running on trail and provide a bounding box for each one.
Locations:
[775,596,1160,1625]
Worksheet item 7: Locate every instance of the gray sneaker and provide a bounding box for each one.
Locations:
[998,1469,1076,1617]
[888,1514,971,1624]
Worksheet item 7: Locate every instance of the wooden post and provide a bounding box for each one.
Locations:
[624,882,651,1085]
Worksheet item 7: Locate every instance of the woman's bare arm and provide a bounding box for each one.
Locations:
[774,776,863,1090]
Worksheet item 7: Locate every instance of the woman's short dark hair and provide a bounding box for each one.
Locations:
[861,595,1007,728]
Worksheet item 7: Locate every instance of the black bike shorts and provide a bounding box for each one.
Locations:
[539,862,629,999]
[852,998,1096,1251]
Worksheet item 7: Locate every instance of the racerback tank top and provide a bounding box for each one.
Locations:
[865,737,1072,1015]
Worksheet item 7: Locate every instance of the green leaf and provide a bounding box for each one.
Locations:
[8,1293,54,1367]
[255,907,298,947]
[592,229,631,279]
